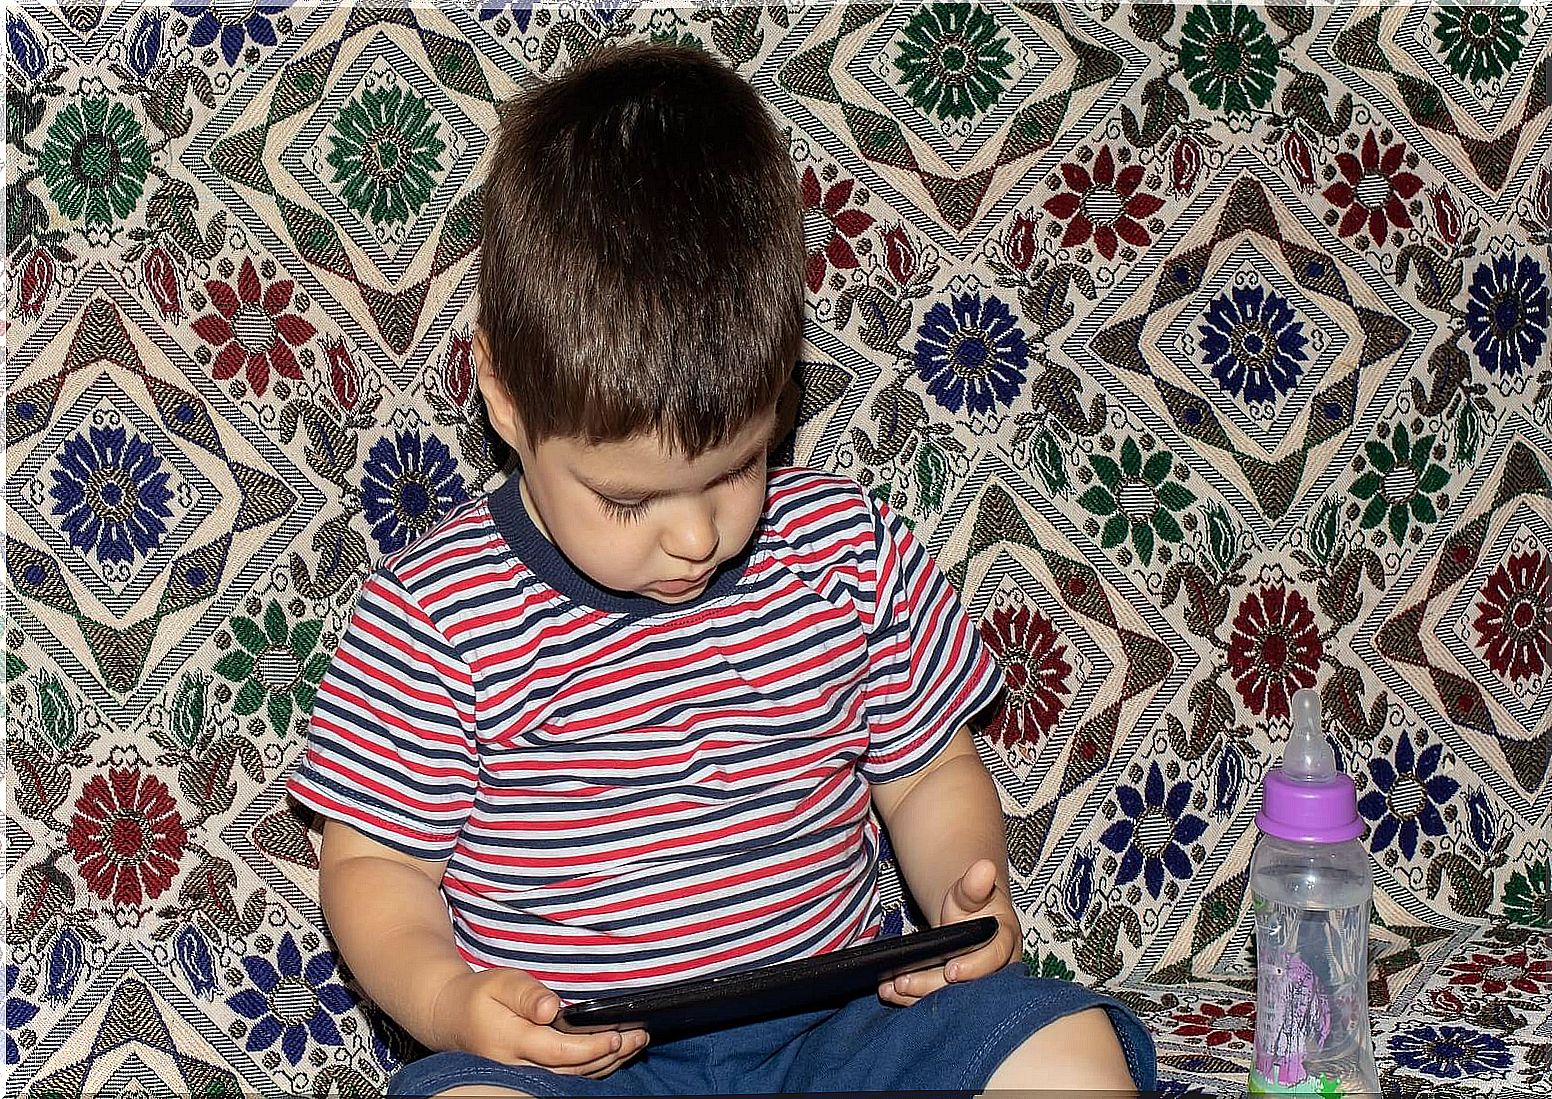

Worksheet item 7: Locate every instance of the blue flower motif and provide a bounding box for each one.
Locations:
[881,906,905,937]
[6,964,39,1065]
[7,13,47,80]
[44,927,84,1005]
[126,13,163,79]
[477,1,532,32]
[913,292,1029,416]
[175,2,288,67]
[175,923,218,1000]
[361,430,469,555]
[1100,761,1208,899]
[1061,846,1095,922]
[1464,787,1496,855]
[1198,285,1309,404]
[1357,729,1460,860]
[1389,1023,1511,1079]
[1212,741,1246,820]
[49,424,176,566]
[1466,252,1550,377]
[225,932,356,1067]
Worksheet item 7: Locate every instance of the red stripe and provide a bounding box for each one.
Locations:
[504,875,867,986]
[450,826,862,938]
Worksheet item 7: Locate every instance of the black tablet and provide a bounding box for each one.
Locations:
[553,916,1000,1035]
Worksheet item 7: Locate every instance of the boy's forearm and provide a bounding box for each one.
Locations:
[320,853,473,1049]
[878,748,1012,923]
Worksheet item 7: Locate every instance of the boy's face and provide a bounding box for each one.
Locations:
[477,337,774,604]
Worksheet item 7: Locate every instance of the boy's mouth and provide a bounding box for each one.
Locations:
[653,568,714,596]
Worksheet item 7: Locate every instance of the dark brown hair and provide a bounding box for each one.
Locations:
[478,42,803,456]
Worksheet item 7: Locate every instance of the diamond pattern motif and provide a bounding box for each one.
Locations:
[6,5,1551,1098]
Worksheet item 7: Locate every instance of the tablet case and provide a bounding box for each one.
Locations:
[554,916,1000,1035]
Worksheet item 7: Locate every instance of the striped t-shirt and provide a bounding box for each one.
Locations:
[287,466,1002,1002]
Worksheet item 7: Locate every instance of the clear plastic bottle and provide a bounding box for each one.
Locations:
[1249,689,1381,1098]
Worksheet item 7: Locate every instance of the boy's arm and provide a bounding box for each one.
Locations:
[868,726,1020,1006]
[319,819,646,1072]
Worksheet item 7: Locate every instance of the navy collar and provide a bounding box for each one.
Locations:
[488,474,759,618]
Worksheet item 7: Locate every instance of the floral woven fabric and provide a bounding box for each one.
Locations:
[6,4,1551,1097]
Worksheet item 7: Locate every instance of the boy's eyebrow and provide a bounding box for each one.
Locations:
[583,442,766,500]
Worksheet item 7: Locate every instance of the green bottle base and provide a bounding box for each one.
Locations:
[1248,1069,1346,1097]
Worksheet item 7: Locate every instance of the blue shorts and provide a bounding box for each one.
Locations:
[388,964,1156,1096]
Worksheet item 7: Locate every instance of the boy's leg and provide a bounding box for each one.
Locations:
[982,1005,1139,1093]
[434,1087,532,1098]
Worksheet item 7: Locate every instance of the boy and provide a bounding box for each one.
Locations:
[287,42,1155,1097]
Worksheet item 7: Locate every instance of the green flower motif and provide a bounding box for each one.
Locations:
[869,481,917,532]
[1022,950,1076,982]
[38,96,151,226]
[893,4,1014,122]
[1502,859,1550,927]
[325,83,447,227]
[1178,4,1279,115]
[1079,437,1197,567]
[1350,421,1450,547]
[1433,4,1527,84]
[214,600,330,737]
[649,29,705,51]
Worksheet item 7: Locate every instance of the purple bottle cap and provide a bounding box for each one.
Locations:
[1256,767,1364,844]
[1256,688,1363,844]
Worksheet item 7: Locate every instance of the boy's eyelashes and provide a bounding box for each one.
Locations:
[592,455,765,522]
[597,496,649,523]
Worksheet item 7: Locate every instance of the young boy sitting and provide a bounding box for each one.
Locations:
[287,41,1155,1098]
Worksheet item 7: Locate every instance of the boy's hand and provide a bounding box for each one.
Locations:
[876,858,1019,1008]
[431,968,648,1078]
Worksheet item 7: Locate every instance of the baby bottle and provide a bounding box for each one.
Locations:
[1249,688,1381,1097]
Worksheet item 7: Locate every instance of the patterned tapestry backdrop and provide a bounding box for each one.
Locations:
[5,1,1552,1095]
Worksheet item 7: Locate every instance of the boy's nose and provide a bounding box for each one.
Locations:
[663,505,720,563]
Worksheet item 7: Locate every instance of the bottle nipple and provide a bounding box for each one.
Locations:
[1282,688,1336,783]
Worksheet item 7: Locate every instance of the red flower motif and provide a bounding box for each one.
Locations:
[323,335,361,411]
[191,256,316,396]
[17,246,54,320]
[1429,185,1462,245]
[801,165,874,293]
[1005,211,1038,272]
[1473,550,1552,683]
[1283,130,1317,192]
[979,603,1074,760]
[1044,145,1164,261]
[1444,948,1552,997]
[1321,130,1424,247]
[442,330,475,406]
[143,245,184,320]
[1227,584,1322,720]
[880,222,917,285]
[65,768,187,906]
[1170,133,1204,196]
[1169,1000,1257,1047]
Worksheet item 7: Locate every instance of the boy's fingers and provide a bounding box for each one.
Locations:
[527,1027,635,1068]
[889,966,948,1001]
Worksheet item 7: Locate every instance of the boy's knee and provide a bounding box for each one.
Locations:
[983,1006,1138,1094]
[429,1086,534,1098]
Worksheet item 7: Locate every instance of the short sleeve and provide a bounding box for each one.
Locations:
[859,494,1003,784]
[286,568,478,861]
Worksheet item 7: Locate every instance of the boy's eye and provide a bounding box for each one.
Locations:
[597,496,648,523]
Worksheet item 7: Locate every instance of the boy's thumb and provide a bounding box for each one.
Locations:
[953,859,997,908]
[514,980,562,1024]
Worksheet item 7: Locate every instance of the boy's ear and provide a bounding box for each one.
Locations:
[474,328,525,453]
